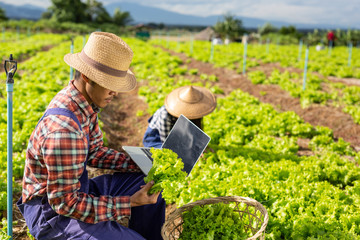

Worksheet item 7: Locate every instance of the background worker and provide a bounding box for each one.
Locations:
[327,30,336,47]
[143,85,217,148]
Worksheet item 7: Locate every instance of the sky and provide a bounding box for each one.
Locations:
[2,0,360,28]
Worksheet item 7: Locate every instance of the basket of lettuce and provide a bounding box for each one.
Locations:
[161,196,269,240]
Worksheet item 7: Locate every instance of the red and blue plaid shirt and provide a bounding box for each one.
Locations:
[22,80,140,224]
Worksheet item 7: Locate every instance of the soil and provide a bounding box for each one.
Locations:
[9,44,360,239]
[161,48,360,150]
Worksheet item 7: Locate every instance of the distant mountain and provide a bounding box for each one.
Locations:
[105,2,290,28]
[105,2,346,29]
[0,1,348,30]
[105,2,218,26]
[0,2,44,20]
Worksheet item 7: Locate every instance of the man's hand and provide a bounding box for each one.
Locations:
[130,181,160,207]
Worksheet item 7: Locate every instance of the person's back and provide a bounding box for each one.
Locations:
[327,31,335,47]
[327,31,335,41]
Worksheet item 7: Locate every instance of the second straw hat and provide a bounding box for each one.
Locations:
[165,86,216,119]
[64,32,136,92]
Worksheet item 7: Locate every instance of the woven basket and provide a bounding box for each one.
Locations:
[161,196,269,240]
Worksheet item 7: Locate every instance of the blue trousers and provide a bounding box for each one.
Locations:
[17,172,166,240]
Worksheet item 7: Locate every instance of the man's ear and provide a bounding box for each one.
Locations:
[81,73,89,83]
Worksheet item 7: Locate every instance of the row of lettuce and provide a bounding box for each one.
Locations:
[153,38,360,78]
[0,34,81,213]
[0,34,358,238]
[152,39,360,125]
[0,33,70,63]
[0,31,29,43]
[131,39,359,238]
[247,70,360,124]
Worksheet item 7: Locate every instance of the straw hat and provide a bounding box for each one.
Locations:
[64,32,136,92]
[165,86,216,119]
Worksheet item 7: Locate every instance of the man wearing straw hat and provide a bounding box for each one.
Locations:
[143,85,216,148]
[17,32,165,240]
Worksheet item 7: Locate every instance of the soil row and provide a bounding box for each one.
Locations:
[99,45,360,163]
[161,48,360,150]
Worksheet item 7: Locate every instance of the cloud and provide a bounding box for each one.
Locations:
[132,0,359,27]
[1,0,359,28]
[139,0,255,17]
[1,0,51,7]
[153,2,238,17]
[240,3,326,24]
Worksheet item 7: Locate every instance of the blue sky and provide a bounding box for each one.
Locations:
[3,0,360,28]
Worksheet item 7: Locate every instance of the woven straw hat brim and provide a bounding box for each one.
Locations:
[165,86,216,119]
[64,52,136,93]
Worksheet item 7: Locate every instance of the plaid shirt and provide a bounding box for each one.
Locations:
[22,80,140,224]
[148,106,178,142]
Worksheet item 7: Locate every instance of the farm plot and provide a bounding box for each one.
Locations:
[0,35,359,239]
[153,39,360,78]
[152,40,360,148]
[0,33,69,63]
[151,39,360,125]
[103,38,360,239]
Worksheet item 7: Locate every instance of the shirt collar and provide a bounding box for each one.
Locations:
[68,80,100,117]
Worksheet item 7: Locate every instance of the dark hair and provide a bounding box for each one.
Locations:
[74,70,81,80]
[190,118,202,130]
[169,114,203,130]
[75,70,98,87]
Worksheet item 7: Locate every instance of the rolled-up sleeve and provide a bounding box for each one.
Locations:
[86,115,140,171]
[43,130,131,224]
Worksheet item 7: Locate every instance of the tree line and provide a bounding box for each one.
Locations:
[41,0,132,26]
[0,0,132,34]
